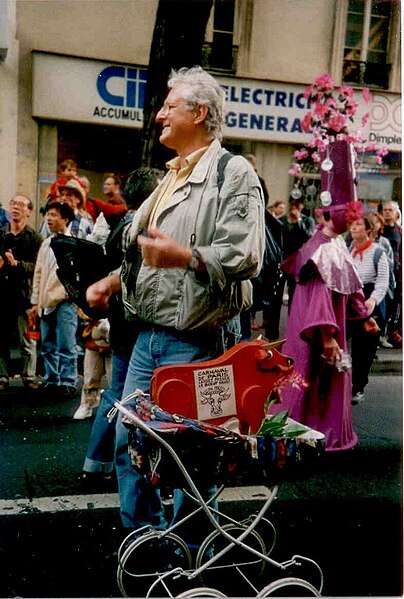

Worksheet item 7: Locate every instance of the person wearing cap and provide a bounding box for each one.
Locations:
[268,141,379,452]
[39,179,93,239]
[58,179,93,239]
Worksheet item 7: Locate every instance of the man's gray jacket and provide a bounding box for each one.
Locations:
[122,139,265,331]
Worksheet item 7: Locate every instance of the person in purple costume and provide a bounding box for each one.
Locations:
[269,141,379,451]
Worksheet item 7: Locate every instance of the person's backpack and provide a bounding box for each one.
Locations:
[50,234,110,318]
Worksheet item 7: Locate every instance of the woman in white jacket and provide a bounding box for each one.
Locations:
[349,214,389,404]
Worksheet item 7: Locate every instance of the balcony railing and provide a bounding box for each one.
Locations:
[343,59,391,90]
[202,41,238,75]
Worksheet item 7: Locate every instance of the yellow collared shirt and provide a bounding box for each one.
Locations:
[148,146,209,228]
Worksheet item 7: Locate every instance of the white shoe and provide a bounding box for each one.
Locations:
[352,392,365,405]
[379,336,393,349]
[73,406,93,420]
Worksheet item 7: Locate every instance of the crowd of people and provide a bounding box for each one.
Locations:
[0,66,401,538]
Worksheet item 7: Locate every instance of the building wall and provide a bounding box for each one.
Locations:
[0,0,19,207]
[10,0,403,217]
[15,0,157,215]
[243,0,335,84]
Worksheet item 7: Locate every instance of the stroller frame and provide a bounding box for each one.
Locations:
[114,399,324,598]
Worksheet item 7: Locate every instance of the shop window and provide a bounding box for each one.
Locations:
[202,0,238,73]
[343,0,396,89]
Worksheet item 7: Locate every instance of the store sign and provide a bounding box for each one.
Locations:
[32,53,146,128]
[32,53,400,148]
[368,93,401,152]
[221,77,312,143]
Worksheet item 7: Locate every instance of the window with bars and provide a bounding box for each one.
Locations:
[343,0,395,89]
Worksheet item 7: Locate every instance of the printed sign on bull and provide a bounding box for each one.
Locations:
[193,365,237,421]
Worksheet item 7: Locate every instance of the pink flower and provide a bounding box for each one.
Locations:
[294,148,309,160]
[361,112,370,127]
[362,87,371,104]
[376,147,389,157]
[345,200,364,223]
[301,112,313,133]
[328,112,347,132]
[375,155,383,165]
[303,85,314,99]
[314,103,329,119]
[288,163,302,177]
[314,73,335,90]
[312,152,321,164]
[313,137,328,152]
[345,101,359,115]
[365,142,378,152]
[325,97,338,109]
[339,85,354,99]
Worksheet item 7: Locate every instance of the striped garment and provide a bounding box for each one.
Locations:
[351,242,389,305]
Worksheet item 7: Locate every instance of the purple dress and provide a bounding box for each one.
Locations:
[270,230,370,452]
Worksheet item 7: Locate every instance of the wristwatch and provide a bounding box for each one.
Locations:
[188,248,201,271]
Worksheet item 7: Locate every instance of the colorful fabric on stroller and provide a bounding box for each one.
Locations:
[120,392,326,490]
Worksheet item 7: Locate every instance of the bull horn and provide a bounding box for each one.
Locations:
[265,338,286,350]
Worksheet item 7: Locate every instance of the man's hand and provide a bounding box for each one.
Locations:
[138,228,192,270]
[0,255,4,269]
[321,335,342,366]
[4,250,18,267]
[363,317,380,335]
[86,274,121,310]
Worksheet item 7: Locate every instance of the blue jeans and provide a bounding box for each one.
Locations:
[116,327,221,531]
[40,301,78,387]
[83,350,131,474]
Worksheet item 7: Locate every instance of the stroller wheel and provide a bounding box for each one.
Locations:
[176,587,227,598]
[257,576,321,597]
[241,515,277,555]
[195,523,266,594]
[117,530,192,597]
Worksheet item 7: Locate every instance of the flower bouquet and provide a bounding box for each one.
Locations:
[288,73,388,180]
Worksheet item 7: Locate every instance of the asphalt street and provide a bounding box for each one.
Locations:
[0,346,401,598]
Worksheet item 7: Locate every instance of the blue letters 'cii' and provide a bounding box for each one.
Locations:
[97,66,147,108]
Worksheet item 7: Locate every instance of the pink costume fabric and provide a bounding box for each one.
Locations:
[270,229,370,451]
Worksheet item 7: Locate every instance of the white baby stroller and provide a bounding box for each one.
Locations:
[112,339,325,598]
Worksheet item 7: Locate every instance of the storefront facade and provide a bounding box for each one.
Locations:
[0,0,401,225]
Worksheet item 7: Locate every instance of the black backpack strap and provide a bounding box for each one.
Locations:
[217,151,234,193]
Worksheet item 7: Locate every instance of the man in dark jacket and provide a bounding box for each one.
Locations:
[0,195,42,390]
[279,197,315,302]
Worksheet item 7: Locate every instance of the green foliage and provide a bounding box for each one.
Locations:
[258,410,308,438]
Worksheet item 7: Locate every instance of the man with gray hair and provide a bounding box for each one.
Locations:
[86,66,265,537]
